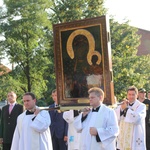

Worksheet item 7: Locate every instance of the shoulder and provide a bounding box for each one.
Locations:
[15,104,23,111]
[2,105,9,110]
[3,104,9,108]
[143,99,150,104]
[101,104,113,111]
[40,110,49,115]
[17,111,25,119]
[135,100,146,109]
[15,104,23,107]
[136,100,145,105]
[101,104,115,115]
[38,110,50,119]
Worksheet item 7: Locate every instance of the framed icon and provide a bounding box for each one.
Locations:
[53,16,115,108]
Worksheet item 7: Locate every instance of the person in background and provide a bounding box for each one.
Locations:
[63,110,81,150]
[74,87,119,150]
[49,89,68,150]
[115,86,146,150]
[0,91,23,150]
[138,88,150,150]
[11,92,52,150]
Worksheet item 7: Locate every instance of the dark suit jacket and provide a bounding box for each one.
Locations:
[0,104,23,144]
[143,99,150,149]
[49,103,68,139]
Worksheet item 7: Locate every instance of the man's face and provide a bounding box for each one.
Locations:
[89,92,101,108]
[138,92,146,99]
[52,91,57,103]
[7,92,17,104]
[23,95,36,110]
[127,90,137,103]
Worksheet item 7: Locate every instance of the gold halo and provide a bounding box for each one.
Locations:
[66,29,101,65]
[66,29,95,59]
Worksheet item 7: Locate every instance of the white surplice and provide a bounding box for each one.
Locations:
[74,104,119,150]
[11,110,52,150]
[115,100,146,150]
[63,110,81,150]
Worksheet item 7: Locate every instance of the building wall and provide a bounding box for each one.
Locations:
[137,28,150,55]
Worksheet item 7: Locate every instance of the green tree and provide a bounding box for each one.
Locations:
[1,0,150,104]
[50,0,106,23]
[0,3,6,60]
[0,0,54,96]
[110,19,150,100]
[0,73,24,103]
[50,0,150,101]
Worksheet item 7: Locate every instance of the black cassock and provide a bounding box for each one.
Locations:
[143,99,150,150]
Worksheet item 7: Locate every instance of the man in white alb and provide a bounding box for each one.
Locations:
[74,87,119,150]
[11,92,52,150]
[115,86,146,150]
[63,110,81,150]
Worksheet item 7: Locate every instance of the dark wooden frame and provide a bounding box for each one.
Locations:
[53,16,115,107]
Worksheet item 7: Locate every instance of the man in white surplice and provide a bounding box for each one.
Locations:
[63,110,81,150]
[11,92,52,150]
[74,87,119,150]
[115,86,146,150]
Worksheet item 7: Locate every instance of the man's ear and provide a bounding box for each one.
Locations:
[99,95,103,101]
[34,99,37,103]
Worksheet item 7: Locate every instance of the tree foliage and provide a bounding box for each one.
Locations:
[49,0,150,101]
[0,0,150,104]
[110,19,150,100]
[49,0,106,23]
[0,0,54,97]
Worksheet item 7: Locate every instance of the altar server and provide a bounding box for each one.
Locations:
[11,92,52,150]
[63,110,81,150]
[74,87,119,150]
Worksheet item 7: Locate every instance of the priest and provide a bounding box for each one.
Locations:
[11,92,52,150]
[74,87,119,150]
[115,86,146,150]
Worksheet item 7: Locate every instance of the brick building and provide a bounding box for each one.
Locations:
[137,28,150,55]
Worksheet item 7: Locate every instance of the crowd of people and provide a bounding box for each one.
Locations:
[0,86,150,150]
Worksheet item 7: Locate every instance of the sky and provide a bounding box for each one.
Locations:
[105,0,150,31]
[1,0,150,68]
[0,0,149,31]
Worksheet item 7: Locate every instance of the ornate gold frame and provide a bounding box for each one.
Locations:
[53,16,115,107]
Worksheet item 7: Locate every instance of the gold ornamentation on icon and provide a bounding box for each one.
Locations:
[66,29,101,65]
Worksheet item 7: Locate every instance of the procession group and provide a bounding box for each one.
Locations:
[0,86,150,150]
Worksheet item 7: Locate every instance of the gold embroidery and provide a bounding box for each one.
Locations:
[118,120,133,150]
[146,104,149,110]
